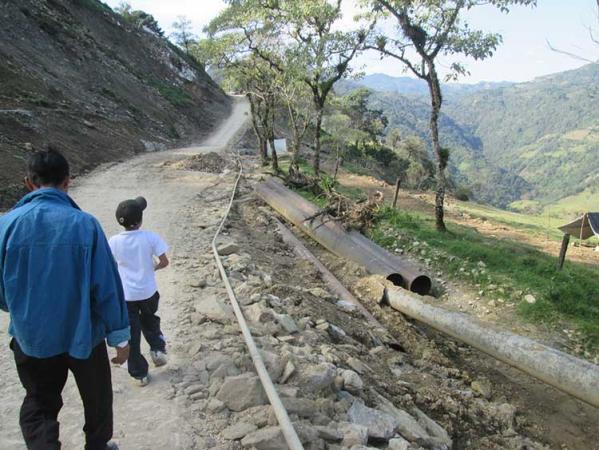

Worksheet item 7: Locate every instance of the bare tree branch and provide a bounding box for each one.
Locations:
[547,39,597,63]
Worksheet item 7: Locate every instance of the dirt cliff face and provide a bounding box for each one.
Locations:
[0,0,231,209]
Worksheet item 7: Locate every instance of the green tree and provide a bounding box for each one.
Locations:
[199,34,281,170]
[276,74,314,180]
[114,2,163,36]
[171,16,196,55]
[209,0,373,176]
[394,136,435,189]
[386,127,402,149]
[338,88,388,143]
[368,0,536,231]
[274,1,374,176]
[323,113,369,181]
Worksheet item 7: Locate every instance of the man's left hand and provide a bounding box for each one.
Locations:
[111,344,130,365]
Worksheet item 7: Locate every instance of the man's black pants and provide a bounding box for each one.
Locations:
[11,339,113,450]
[126,291,165,379]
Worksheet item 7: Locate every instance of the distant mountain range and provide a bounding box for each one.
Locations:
[340,73,513,97]
[342,65,599,215]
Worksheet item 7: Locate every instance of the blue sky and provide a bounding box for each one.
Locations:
[104,0,598,83]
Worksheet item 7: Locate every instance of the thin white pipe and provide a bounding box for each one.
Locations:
[210,157,304,450]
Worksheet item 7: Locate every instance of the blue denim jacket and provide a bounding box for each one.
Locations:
[0,188,130,359]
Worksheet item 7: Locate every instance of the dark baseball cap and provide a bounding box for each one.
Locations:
[116,196,147,228]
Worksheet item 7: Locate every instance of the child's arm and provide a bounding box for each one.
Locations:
[154,253,169,271]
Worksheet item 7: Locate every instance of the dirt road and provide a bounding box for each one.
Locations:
[0,98,250,450]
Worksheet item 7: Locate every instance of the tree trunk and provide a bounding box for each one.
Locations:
[290,136,301,171]
[333,155,341,183]
[260,102,272,167]
[260,139,268,165]
[427,62,447,232]
[269,138,279,172]
[248,94,268,166]
[268,99,278,173]
[286,102,302,174]
[313,105,323,176]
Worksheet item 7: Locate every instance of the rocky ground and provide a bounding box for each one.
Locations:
[183,155,550,450]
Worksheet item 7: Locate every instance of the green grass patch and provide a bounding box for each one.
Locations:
[372,207,599,351]
[278,157,315,177]
[149,80,192,107]
[278,158,366,204]
[453,200,566,241]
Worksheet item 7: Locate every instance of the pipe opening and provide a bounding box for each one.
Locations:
[386,273,404,287]
[387,273,432,295]
[410,275,432,296]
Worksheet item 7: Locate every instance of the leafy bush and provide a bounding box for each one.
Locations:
[114,2,164,36]
[318,173,337,194]
[454,186,471,201]
[345,140,411,184]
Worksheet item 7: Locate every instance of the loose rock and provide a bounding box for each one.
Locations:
[280,360,296,384]
[194,295,233,323]
[338,422,368,447]
[241,426,286,450]
[471,379,493,399]
[217,242,240,256]
[216,374,268,411]
[222,422,258,440]
[275,313,299,334]
[341,369,363,394]
[298,363,337,393]
[388,436,411,450]
[347,399,398,440]
[314,425,343,442]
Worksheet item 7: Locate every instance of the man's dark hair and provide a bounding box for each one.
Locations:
[27,146,70,186]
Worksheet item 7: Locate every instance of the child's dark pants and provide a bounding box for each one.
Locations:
[126,291,165,379]
[10,338,113,450]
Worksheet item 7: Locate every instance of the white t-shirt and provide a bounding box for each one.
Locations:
[108,230,168,301]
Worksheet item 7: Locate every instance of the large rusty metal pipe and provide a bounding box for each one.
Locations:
[256,179,432,294]
[385,286,599,409]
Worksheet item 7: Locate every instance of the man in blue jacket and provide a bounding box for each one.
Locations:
[0,148,130,450]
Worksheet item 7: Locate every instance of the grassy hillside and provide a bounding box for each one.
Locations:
[543,183,599,219]
[0,0,231,209]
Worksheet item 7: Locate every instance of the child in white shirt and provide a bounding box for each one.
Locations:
[109,197,169,386]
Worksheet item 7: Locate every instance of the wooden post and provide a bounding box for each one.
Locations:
[557,233,570,270]
[392,177,401,209]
